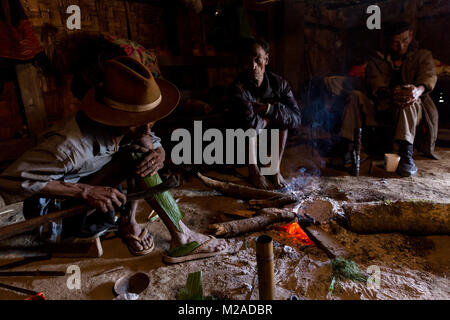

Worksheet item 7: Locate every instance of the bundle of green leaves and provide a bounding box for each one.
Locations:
[177,271,215,300]
[329,258,368,293]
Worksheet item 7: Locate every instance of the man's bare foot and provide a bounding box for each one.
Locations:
[269,172,287,189]
[170,221,227,254]
[248,165,272,190]
[119,218,153,253]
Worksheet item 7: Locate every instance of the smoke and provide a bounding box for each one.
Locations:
[286,165,322,193]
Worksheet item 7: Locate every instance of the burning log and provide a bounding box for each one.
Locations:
[341,200,450,235]
[208,208,296,237]
[197,172,297,205]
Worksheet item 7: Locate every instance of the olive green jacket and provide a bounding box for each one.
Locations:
[366,41,439,159]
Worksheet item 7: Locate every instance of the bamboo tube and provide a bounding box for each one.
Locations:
[256,235,275,300]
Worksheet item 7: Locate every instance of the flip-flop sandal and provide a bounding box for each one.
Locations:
[163,235,227,264]
[123,228,155,256]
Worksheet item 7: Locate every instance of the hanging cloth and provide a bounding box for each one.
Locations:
[0,0,43,60]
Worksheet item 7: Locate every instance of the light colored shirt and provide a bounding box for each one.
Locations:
[0,112,161,205]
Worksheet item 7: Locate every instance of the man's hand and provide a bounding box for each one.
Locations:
[132,134,154,151]
[81,185,127,213]
[392,85,424,107]
[41,180,127,213]
[136,147,165,177]
[128,133,165,177]
[251,101,270,115]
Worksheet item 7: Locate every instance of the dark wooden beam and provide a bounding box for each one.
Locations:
[279,0,305,96]
[15,63,47,137]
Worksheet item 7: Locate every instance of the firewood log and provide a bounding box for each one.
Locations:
[341,200,450,235]
[208,208,296,237]
[249,197,298,209]
[197,172,297,204]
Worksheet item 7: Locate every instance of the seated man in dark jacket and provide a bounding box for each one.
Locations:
[228,38,302,189]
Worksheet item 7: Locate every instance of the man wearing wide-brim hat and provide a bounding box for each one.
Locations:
[0,56,227,260]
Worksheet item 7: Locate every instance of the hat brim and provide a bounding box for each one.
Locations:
[80,78,180,127]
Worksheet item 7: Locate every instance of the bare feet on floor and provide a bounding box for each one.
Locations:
[269,172,287,189]
[248,168,272,190]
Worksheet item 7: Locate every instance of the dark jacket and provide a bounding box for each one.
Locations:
[227,71,302,131]
[366,41,439,159]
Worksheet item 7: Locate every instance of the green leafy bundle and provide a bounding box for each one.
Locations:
[329,258,368,293]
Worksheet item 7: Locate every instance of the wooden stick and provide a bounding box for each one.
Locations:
[249,197,298,209]
[0,180,177,241]
[341,200,450,235]
[0,205,89,241]
[197,172,297,202]
[208,208,296,237]
[0,282,39,296]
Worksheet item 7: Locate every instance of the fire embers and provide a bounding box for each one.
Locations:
[277,222,315,246]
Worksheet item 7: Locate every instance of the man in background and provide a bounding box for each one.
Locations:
[228,38,302,189]
[337,21,438,177]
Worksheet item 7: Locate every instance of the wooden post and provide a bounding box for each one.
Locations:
[277,0,305,96]
[15,63,47,137]
[256,235,275,300]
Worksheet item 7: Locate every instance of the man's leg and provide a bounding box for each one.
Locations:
[147,195,227,257]
[395,101,422,177]
[117,176,153,254]
[80,153,153,254]
[269,129,288,189]
[248,134,271,190]
[118,150,226,257]
[336,90,375,168]
[339,90,376,143]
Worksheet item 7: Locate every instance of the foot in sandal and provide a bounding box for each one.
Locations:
[119,219,154,256]
[163,221,227,264]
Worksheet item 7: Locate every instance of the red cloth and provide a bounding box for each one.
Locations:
[0,0,43,60]
[349,63,367,78]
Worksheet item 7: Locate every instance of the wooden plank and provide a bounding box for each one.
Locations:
[302,225,349,259]
[15,63,48,137]
[0,205,89,241]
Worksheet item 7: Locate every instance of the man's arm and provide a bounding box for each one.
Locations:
[392,50,436,107]
[0,136,70,205]
[414,50,437,95]
[228,84,267,130]
[365,56,391,99]
[126,132,166,177]
[262,79,302,130]
[0,134,126,211]
[136,146,165,177]
[392,84,425,106]
[40,180,126,213]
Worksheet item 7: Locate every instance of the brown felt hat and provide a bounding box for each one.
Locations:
[81,56,180,127]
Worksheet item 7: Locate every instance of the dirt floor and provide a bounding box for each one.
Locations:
[0,132,449,300]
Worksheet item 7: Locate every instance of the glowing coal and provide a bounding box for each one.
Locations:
[277,222,315,246]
